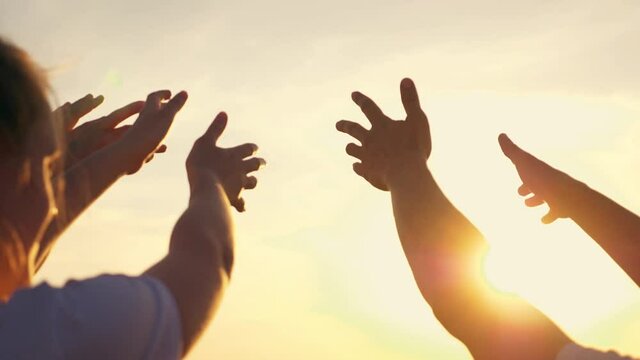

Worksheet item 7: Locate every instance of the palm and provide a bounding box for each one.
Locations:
[337,78,431,191]
[187,112,265,212]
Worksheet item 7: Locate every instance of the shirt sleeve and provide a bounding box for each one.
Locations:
[51,274,183,360]
[557,343,639,360]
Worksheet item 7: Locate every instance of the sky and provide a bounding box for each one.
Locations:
[2,0,639,358]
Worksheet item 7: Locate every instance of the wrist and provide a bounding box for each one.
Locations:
[188,168,221,192]
[386,156,430,190]
[564,177,592,216]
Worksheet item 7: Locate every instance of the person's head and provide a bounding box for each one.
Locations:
[0,38,61,299]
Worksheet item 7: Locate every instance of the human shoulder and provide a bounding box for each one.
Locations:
[0,274,182,360]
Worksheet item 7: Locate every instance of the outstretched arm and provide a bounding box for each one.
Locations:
[337,78,570,359]
[37,91,187,270]
[499,134,640,286]
[145,112,264,355]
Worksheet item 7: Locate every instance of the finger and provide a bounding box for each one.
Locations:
[242,157,266,173]
[156,144,167,153]
[498,133,537,164]
[524,194,545,207]
[100,101,145,129]
[145,154,155,163]
[336,120,368,142]
[67,94,104,129]
[230,143,258,159]
[352,162,366,177]
[541,210,559,224]
[351,91,389,125]
[345,143,363,160]
[52,102,71,126]
[162,90,188,117]
[243,176,258,190]
[232,197,246,212]
[201,112,228,144]
[518,184,532,196]
[400,78,427,122]
[142,90,172,113]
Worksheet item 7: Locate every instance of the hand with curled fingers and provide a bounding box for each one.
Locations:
[336,78,431,191]
[54,94,167,173]
[187,112,265,212]
[499,133,582,224]
[116,90,188,174]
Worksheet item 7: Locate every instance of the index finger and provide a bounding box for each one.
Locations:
[351,91,389,125]
[67,94,104,129]
[141,90,172,114]
[162,91,188,117]
[98,101,145,129]
[498,133,532,164]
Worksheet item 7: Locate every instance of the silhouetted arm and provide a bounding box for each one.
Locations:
[144,172,233,355]
[37,91,187,270]
[499,134,640,287]
[337,78,571,360]
[387,159,570,359]
[145,112,264,355]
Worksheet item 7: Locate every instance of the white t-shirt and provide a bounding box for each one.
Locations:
[0,274,182,360]
[558,343,639,360]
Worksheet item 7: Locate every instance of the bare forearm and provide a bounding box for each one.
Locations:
[569,182,640,285]
[145,171,234,354]
[37,143,130,269]
[388,160,486,299]
[387,160,569,359]
[173,172,234,276]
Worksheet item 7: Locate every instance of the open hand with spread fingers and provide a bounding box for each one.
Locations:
[187,112,265,212]
[499,133,583,224]
[336,78,431,191]
[54,94,167,172]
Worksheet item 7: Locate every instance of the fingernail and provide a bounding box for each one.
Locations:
[401,78,413,88]
[351,92,361,103]
[95,95,105,104]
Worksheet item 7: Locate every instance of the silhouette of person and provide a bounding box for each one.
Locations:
[499,133,640,287]
[336,77,638,360]
[0,37,264,359]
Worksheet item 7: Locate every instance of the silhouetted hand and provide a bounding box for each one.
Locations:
[118,90,188,174]
[54,94,167,172]
[53,94,104,131]
[186,112,265,212]
[499,134,581,224]
[336,78,431,191]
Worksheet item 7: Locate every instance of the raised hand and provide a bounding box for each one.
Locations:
[68,101,148,166]
[499,133,581,224]
[53,94,104,132]
[336,78,431,191]
[53,94,168,172]
[186,112,265,212]
[118,90,188,174]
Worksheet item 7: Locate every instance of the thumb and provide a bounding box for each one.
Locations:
[541,209,559,224]
[202,112,228,144]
